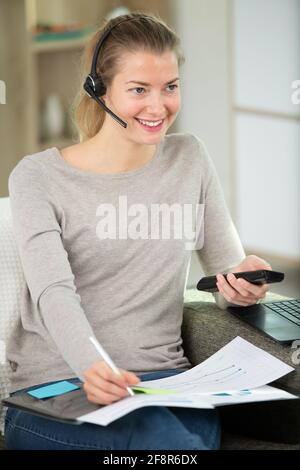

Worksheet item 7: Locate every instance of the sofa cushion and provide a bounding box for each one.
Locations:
[221,430,300,449]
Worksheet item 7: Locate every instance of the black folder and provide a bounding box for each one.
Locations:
[2,387,101,425]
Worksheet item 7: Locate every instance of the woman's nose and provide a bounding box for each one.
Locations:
[145,92,166,116]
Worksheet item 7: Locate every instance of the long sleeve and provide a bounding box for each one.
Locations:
[8,157,101,380]
[193,136,246,310]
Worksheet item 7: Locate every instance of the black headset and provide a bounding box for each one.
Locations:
[83,15,156,129]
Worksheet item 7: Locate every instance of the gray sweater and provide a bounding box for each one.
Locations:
[7,133,245,393]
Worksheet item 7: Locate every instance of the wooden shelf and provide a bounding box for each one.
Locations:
[30,29,97,54]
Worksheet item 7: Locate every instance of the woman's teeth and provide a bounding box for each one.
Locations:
[136,118,163,127]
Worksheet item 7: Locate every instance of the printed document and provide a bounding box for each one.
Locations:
[78,337,297,426]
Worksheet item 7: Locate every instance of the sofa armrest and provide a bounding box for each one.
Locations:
[182,290,300,444]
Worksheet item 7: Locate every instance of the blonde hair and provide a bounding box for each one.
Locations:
[72,11,185,142]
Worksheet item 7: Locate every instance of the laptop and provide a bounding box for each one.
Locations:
[227,298,300,344]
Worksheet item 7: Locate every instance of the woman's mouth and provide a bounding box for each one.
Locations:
[134,117,165,132]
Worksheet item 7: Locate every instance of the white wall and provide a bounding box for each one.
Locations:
[233,0,300,116]
[174,0,232,286]
[233,0,300,260]
[175,0,300,288]
[175,0,232,205]
[235,113,300,257]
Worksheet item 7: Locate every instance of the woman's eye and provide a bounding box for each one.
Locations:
[131,84,178,95]
[133,87,145,95]
[167,84,178,92]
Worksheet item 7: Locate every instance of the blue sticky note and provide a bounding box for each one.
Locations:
[27,381,80,399]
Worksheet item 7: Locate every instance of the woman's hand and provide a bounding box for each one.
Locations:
[216,255,272,307]
[83,360,140,405]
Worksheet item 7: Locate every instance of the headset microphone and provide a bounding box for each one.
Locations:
[83,15,155,129]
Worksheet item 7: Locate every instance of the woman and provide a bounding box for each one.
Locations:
[5,12,270,450]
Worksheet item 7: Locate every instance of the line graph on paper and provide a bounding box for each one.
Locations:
[138,337,294,394]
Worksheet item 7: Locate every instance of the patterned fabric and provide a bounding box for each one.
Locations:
[0,198,26,434]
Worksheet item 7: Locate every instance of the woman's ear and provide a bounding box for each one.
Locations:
[101,91,109,105]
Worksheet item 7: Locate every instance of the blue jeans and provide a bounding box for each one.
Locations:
[4,369,221,450]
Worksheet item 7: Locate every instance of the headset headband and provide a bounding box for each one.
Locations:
[91,17,133,78]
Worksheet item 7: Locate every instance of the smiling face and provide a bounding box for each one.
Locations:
[102,49,181,144]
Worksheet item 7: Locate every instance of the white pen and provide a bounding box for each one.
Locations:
[89,336,135,397]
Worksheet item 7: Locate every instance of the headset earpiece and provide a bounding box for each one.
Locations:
[84,74,106,97]
[83,73,127,128]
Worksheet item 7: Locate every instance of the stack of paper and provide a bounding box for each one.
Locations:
[78,337,297,426]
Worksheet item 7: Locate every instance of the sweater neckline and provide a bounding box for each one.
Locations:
[51,139,163,179]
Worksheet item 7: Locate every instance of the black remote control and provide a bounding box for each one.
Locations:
[196,270,284,293]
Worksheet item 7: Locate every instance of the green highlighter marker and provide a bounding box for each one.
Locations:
[131,386,178,395]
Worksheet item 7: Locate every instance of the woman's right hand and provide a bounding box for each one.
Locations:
[83,360,140,405]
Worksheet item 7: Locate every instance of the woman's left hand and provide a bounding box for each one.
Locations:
[216,255,272,307]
